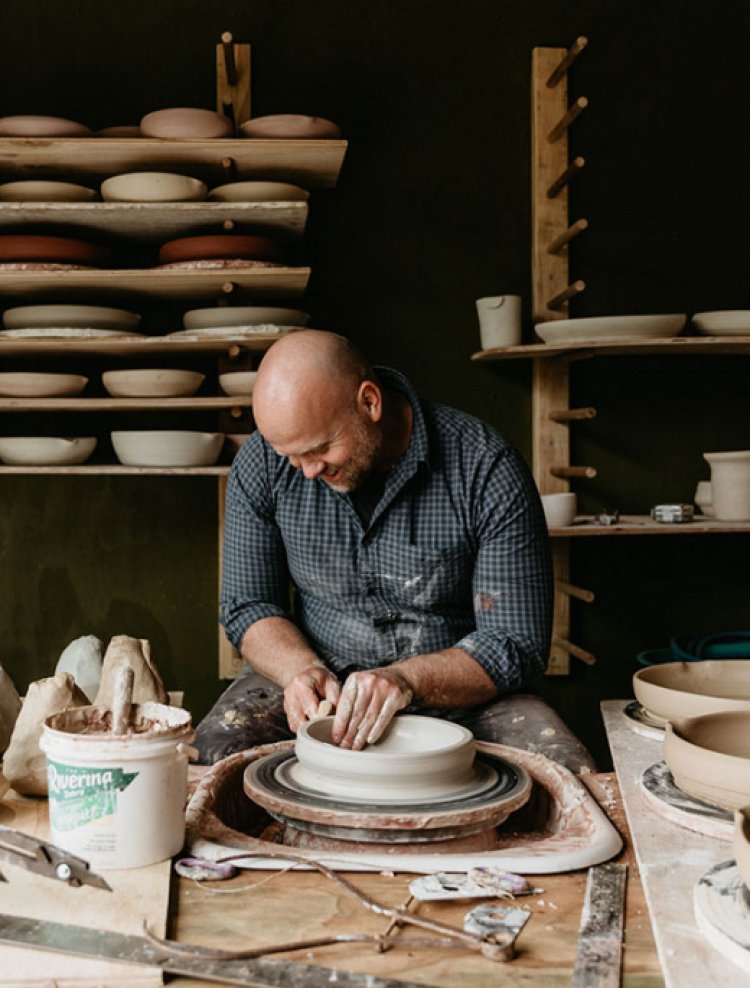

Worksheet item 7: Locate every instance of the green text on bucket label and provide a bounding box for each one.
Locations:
[47,760,138,832]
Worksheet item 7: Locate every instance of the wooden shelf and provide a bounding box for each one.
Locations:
[0,201,308,240]
[0,334,286,356]
[549,514,750,536]
[472,336,750,361]
[0,396,252,411]
[0,465,231,475]
[0,138,348,188]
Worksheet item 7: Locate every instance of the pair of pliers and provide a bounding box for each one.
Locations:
[0,823,111,891]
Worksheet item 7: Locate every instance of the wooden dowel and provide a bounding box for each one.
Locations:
[556,581,595,603]
[547,36,588,88]
[230,406,244,419]
[553,637,596,666]
[550,465,597,479]
[548,97,588,143]
[223,219,235,232]
[220,156,237,178]
[549,406,597,422]
[548,219,589,255]
[227,344,242,360]
[547,157,586,199]
[547,279,586,310]
[221,280,238,296]
[221,31,237,86]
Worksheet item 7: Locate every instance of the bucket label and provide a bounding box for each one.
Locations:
[47,759,138,832]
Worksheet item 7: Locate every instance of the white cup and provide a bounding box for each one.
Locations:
[476,295,522,350]
[541,492,577,528]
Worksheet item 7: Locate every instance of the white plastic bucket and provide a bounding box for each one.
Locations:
[40,701,193,870]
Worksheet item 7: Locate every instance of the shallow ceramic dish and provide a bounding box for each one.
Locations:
[0,115,91,137]
[0,235,108,266]
[0,436,96,465]
[633,661,750,725]
[140,108,233,140]
[3,304,141,331]
[102,369,204,398]
[207,181,309,202]
[734,807,750,891]
[0,180,97,202]
[535,314,687,344]
[183,306,309,330]
[0,372,87,397]
[158,234,283,265]
[665,712,750,810]
[692,311,750,336]
[218,371,258,396]
[111,430,224,467]
[0,327,141,340]
[239,114,341,138]
[101,172,207,203]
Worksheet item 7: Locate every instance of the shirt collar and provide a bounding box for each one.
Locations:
[375,366,431,473]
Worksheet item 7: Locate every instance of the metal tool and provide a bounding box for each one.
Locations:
[650,503,694,523]
[571,862,627,988]
[0,824,111,891]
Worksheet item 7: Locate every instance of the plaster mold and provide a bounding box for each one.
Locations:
[54,635,103,703]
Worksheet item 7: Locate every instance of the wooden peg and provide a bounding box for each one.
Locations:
[221,280,238,296]
[556,581,595,603]
[553,636,596,666]
[548,219,589,255]
[230,405,244,419]
[546,36,588,88]
[227,344,242,360]
[548,97,588,143]
[551,465,597,479]
[221,31,237,87]
[220,156,237,179]
[223,219,235,232]
[547,157,586,199]
[547,279,586,310]
[549,406,597,422]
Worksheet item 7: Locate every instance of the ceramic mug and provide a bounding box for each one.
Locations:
[541,492,577,528]
[694,480,714,517]
[475,295,522,350]
[703,451,750,521]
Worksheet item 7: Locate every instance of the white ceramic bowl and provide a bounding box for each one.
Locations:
[541,492,577,527]
[0,436,96,465]
[665,711,750,811]
[101,172,207,203]
[3,304,141,331]
[0,372,88,397]
[692,311,750,336]
[0,181,97,202]
[0,115,91,137]
[111,430,224,467]
[102,369,204,398]
[218,372,258,396]
[633,661,750,725]
[535,314,687,345]
[140,108,233,140]
[182,306,310,330]
[207,181,309,202]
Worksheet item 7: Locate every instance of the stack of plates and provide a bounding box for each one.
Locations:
[0,304,143,340]
[169,305,309,340]
[0,234,109,269]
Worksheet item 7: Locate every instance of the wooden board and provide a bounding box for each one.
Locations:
[0,465,229,475]
[0,396,252,412]
[471,336,750,361]
[549,515,750,537]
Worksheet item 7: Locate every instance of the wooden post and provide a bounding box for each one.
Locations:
[217,473,244,679]
[216,33,251,129]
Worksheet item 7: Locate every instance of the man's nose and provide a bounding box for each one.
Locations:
[300,457,326,480]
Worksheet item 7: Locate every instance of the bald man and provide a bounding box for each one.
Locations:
[195,331,595,772]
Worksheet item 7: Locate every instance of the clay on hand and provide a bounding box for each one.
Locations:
[332,667,414,750]
[283,663,341,733]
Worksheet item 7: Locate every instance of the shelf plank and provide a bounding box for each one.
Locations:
[471,336,750,361]
[0,266,309,300]
[0,334,285,355]
[0,396,252,411]
[549,514,750,536]
[0,201,308,240]
[0,465,231,475]
[0,138,348,188]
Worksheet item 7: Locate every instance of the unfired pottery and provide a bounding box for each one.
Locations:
[0,235,109,266]
[157,234,284,265]
[703,451,750,521]
[218,371,258,397]
[140,108,233,139]
[95,635,168,707]
[0,372,88,397]
[664,711,750,810]
[634,661,750,724]
[0,664,22,755]
[694,480,714,516]
[239,114,341,138]
[101,172,207,202]
[734,807,750,891]
[540,492,577,528]
[183,306,309,330]
[0,115,91,137]
[476,295,522,349]
[102,369,204,398]
[0,436,96,466]
[167,325,297,340]
[534,313,687,345]
[111,430,224,467]
[54,634,103,703]
[3,304,141,330]
[0,180,97,202]
[207,181,309,202]
[692,311,750,336]
[0,327,141,340]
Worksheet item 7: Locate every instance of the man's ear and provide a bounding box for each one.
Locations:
[358,380,383,422]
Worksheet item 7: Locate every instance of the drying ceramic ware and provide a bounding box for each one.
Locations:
[167,325,298,340]
[735,808,750,891]
[692,311,750,336]
[540,492,577,527]
[0,235,109,266]
[694,480,714,516]
[3,303,141,330]
[703,451,750,521]
[0,664,22,755]
[140,107,233,139]
[239,114,342,138]
[633,661,750,725]
[207,181,309,202]
[0,436,96,466]
[0,115,91,137]
[102,368,205,398]
[95,635,168,707]
[157,234,284,265]
[476,295,522,349]
[664,711,750,810]
[111,430,224,467]
[534,313,687,344]
[182,306,309,330]
[54,634,103,703]
[0,327,141,340]
[96,125,141,137]
[0,180,97,202]
[218,371,258,397]
[0,372,88,397]
[101,172,208,202]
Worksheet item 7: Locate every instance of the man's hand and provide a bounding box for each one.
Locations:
[331,667,414,750]
[283,663,341,732]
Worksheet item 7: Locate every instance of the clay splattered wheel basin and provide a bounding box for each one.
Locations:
[665,711,750,811]
[157,234,284,265]
[633,661,750,725]
[0,235,109,266]
[734,807,750,891]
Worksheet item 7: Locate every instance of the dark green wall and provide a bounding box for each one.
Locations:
[0,0,748,767]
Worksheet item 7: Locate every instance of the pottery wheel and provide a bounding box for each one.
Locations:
[694,860,750,973]
[639,761,733,841]
[623,700,665,740]
[244,749,532,843]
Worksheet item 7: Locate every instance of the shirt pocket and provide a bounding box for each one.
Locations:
[375,544,474,613]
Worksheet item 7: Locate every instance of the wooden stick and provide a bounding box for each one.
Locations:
[227,344,242,360]
[222,219,235,232]
[549,406,597,422]
[547,279,586,310]
[221,280,238,297]
[556,581,595,603]
[551,464,597,478]
[547,157,586,199]
[553,637,597,666]
[221,32,237,87]
[548,97,588,143]
[547,36,588,88]
[220,156,237,179]
[111,666,135,736]
[548,218,589,255]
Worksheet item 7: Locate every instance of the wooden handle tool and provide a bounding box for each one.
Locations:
[111,665,135,736]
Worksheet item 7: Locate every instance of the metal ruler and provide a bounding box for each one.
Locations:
[0,913,424,988]
[571,863,628,988]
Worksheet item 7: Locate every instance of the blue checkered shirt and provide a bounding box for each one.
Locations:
[220,368,552,692]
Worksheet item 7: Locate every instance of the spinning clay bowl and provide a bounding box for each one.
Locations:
[633,661,750,725]
[664,711,750,811]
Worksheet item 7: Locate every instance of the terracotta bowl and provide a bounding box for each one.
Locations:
[207,181,309,202]
[183,306,309,330]
[0,181,97,202]
[111,430,224,467]
[633,661,750,725]
[158,234,284,265]
[0,235,109,267]
[0,115,91,137]
[3,304,140,331]
[239,114,341,139]
[102,369,205,398]
[218,371,257,396]
[0,372,88,398]
[0,436,96,466]
[140,108,233,140]
[665,712,750,810]
[101,172,207,203]
[734,807,750,890]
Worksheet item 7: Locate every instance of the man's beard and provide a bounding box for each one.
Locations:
[325,416,383,494]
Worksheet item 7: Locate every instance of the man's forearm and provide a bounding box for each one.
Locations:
[391,647,497,708]
[240,615,326,688]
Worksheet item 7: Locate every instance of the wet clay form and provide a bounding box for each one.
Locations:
[101,172,207,202]
[157,234,284,265]
[95,635,168,707]
[639,761,733,841]
[0,115,91,137]
[140,108,233,139]
[0,235,109,266]
[239,114,341,139]
[633,660,750,725]
[54,635,103,703]
[664,711,750,811]
[693,860,750,974]
[703,451,750,521]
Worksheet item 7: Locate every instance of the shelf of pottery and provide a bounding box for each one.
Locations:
[0,33,347,477]
[470,37,750,673]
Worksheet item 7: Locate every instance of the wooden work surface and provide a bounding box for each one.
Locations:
[167,771,662,988]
